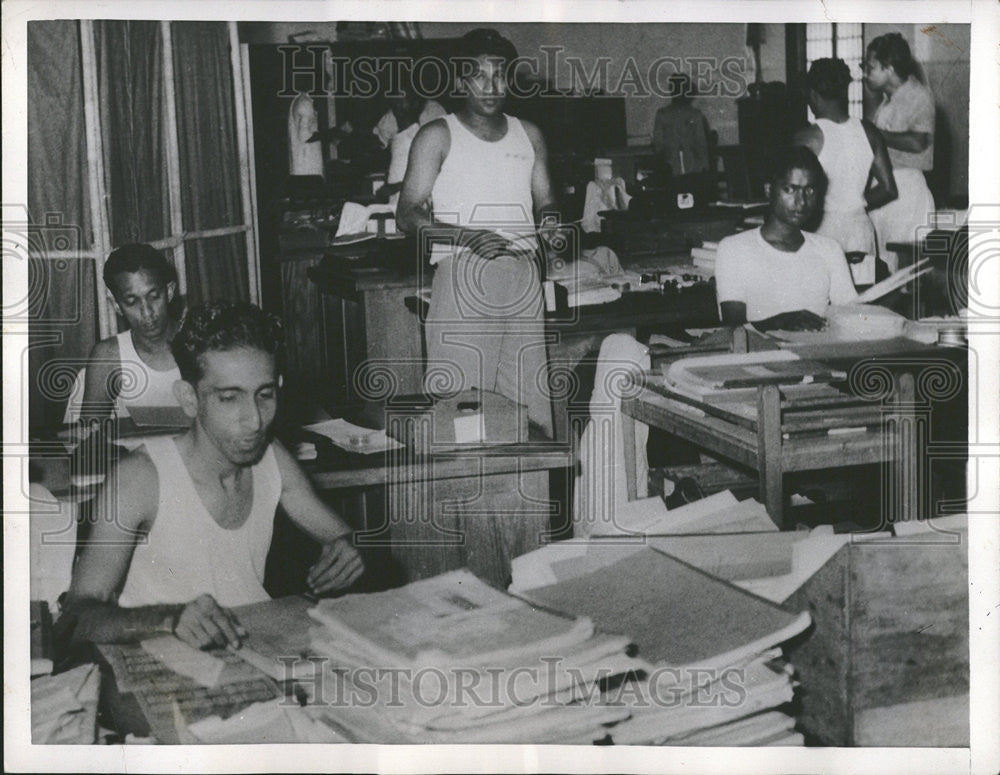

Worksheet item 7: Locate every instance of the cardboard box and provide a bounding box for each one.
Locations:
[781,529,969,746]
[385,389,529,450]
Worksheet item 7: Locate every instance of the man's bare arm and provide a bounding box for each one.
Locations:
[879,129,931,153]
[523,120,559,222]
[396,120,451,236]
[58,450,245,649]
[396,120,513,260]
[863,119,899,211]
[80,337,120,421]
[58,451,177,644]
[792,125,823,159]
[272,441,364,595]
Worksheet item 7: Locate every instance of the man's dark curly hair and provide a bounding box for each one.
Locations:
[807,57,853,101]
[103,243,176,297]
[171,301,284,385]
[457,28,518,65]
[867,32,920,82]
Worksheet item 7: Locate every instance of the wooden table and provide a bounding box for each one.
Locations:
[289,401,574,589]
[620,338,967,528]
[596,205,763,260]
[34,408,573,591]
[402,284,721,444]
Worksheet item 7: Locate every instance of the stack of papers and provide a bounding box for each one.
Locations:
[553,276,622,307]
[517,548,811,746]
[187,699,346,744]
[307,569,639,743]
[690,242,718,274]
[302,418,404,455]
[512,491,779,590]
[31,663,100,744]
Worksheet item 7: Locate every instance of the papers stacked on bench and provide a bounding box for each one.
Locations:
[307,569,640,743]
[514,546,811,746]
[30,663,100,744]
[690,241,718,274]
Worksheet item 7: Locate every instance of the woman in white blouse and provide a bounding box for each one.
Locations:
[862,32,937,273]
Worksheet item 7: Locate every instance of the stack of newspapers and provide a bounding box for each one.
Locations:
[306,569,642,744]
[690,241,719,274]
[514,546,811,746]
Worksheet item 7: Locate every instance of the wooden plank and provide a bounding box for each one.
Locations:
[620,410,638,501]
[307,449,571,491]
[782,545,853,745]
[622,394,760,470]
[230,27,261,304]
[386,468,551,588]
[780,433,886,471]
[638,378,758,431]
[849,541,969,719]
[756,384,784,527]
[159,22,189,297]
[854,694,970,747]
[280,256,334,403]
[79,21,115,338]
[781,406,885,434]
[362,286,426,398]
[782,537,970,747]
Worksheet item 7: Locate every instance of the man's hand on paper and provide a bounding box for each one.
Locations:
[307,535,364,596]
[460,228,515,260]
[173,594,247,651]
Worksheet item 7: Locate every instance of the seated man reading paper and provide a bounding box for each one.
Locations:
[59,301,364,651]
[81,243,183,421]
[715,146,859,332]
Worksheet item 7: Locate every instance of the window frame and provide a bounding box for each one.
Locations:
[65,20,261,339]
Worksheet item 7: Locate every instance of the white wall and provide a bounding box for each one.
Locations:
[420,22,754,146]
[242,21,759,146]
[240,20,968,198]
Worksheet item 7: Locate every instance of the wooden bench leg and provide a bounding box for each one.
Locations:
[620,403,638,502]
[890,371,920,522]
[757,384,785,528]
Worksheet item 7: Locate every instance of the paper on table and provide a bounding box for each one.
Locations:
[140,635,226,688]
[187,699,344,743]
[657,490,738,529]
[588,496,671,537]
[649,333,691,349]
[30,663,100,744]
[303,418,404,454]
[335,202,396,237]
[735,527,854,604]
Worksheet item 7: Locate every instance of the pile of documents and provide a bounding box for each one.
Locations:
[31,663,100,744]
[515,546,811,746]
[690,241,718,274]
[307,569,640,743]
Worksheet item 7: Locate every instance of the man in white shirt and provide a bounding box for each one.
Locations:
[60,302,364,651]
[716,146,859,332]
[372,95,446,152]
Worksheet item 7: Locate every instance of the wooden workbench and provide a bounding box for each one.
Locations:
[620,338,968,527]
[306,247,721,443]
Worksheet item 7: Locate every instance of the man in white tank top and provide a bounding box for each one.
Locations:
[397,29,564,439]
[794,58,897,280]
[61,302,364,651]
[81,244,183,420]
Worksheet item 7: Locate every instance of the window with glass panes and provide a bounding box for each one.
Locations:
[805,23,864,119]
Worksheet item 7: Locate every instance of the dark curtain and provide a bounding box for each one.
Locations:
[27,20,98,429]
[95,21,171,247]
[173,21,249,305]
